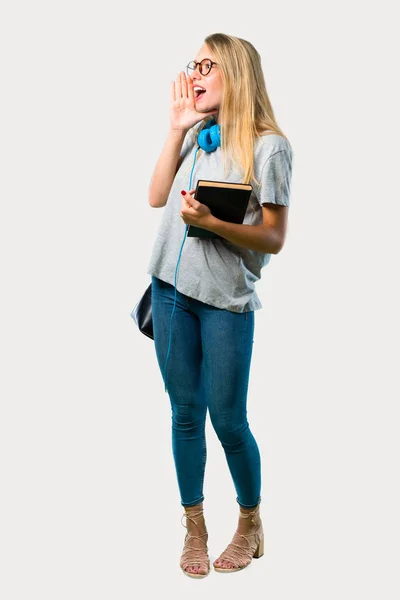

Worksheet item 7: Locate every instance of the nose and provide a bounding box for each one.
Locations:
[190,63,202,78]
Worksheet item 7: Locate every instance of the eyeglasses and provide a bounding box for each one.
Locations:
[186,58,218,77]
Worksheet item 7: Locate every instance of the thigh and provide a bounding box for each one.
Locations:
[151,277,204,402]
[199,306,255,416]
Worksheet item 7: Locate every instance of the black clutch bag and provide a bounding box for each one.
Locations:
[130,283,154,340]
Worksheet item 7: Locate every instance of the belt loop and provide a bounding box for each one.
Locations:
[245,311,248,320]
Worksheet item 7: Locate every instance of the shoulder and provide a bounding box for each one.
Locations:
[254,133,293,165]
[257,132,292,149]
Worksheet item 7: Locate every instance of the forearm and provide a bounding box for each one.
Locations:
[205,216,282,254]
[148,129,188,208]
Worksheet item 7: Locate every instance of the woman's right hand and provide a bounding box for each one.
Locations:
[170,72,218,133]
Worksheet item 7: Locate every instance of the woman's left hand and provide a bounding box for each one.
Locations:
[180,189,213,230]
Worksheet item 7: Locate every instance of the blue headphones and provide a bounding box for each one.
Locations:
[163,118,221,393]
[197,117,221,152]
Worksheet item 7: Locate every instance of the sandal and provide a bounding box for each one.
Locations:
[180,508,210,578]
[213,504,264,573]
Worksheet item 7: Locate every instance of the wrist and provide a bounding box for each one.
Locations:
[204,214,219,231]
[169,128,188,139]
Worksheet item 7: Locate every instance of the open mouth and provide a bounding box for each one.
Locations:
[194,86,206,100]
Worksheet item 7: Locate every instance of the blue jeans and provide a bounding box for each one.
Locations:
[151,276,261,509]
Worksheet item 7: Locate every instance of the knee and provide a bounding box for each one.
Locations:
[171,411,206,433]
[210,416,250,448]
[169,399,206,433]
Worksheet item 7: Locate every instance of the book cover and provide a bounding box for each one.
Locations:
[187,180,253,239]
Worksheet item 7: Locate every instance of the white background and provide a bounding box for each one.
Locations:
[1,1,399,598]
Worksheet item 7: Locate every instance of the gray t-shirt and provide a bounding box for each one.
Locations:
[146,128,293,313]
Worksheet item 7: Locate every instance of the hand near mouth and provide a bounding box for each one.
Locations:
[170,71,218,133]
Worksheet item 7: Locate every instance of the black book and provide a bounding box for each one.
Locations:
[187,180,253,239]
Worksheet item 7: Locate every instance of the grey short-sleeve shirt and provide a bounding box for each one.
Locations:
[146,128,293,313]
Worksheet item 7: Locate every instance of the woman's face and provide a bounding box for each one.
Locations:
[191,44,223,120]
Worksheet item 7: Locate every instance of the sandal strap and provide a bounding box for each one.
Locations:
[180,509,210,570]
[219,543,254,565]
[180,509,205,528]
[239,505,261,527]
[216,530,261,567]
[216,506,263,569]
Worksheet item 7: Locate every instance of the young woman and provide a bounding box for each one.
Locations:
[146,33,293,577]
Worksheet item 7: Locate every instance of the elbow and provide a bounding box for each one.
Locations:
[266,234,285,255]
[273,237,285,255]
[148,186,168,208]
[267,246,281,255]
[148,193,157,207]
[148,195,166,208]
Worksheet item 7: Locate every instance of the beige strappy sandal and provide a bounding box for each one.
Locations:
[213,504,264,573]
[180,508,211,578]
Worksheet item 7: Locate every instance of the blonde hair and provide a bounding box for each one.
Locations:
[188,33,291,187]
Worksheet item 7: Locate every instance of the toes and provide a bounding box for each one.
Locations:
[221,559,234,568]
[184,564,202,574]
[214,557,236,569]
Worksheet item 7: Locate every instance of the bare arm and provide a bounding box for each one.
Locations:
[149,71,218,208]
[205,204,288,253]
[148,128,188,208]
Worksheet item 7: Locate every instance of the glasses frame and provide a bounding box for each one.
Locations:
[186,58,218,77]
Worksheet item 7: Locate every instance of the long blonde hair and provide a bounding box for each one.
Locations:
[189,33,291,187]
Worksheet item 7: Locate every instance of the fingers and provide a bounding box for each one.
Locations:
[182,193,198,209]
[182,189,197,200]
[172,72,193,102]
[173,72,183,101]
[180,72,187,98]
[187,75,194,101]
[175,73,182,100]
[171,74,181,103]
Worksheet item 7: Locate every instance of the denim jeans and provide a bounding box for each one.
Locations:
[151,276,261,509]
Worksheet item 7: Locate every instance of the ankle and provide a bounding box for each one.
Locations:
[184,501,203,512]
[183,503,207,534]
[237,506,261,533]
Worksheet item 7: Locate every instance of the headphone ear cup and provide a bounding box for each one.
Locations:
[198,119,221,152]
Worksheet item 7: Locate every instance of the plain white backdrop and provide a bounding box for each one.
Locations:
[1,1,399,598]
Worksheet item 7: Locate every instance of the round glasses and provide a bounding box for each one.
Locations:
[186,59,218,77]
